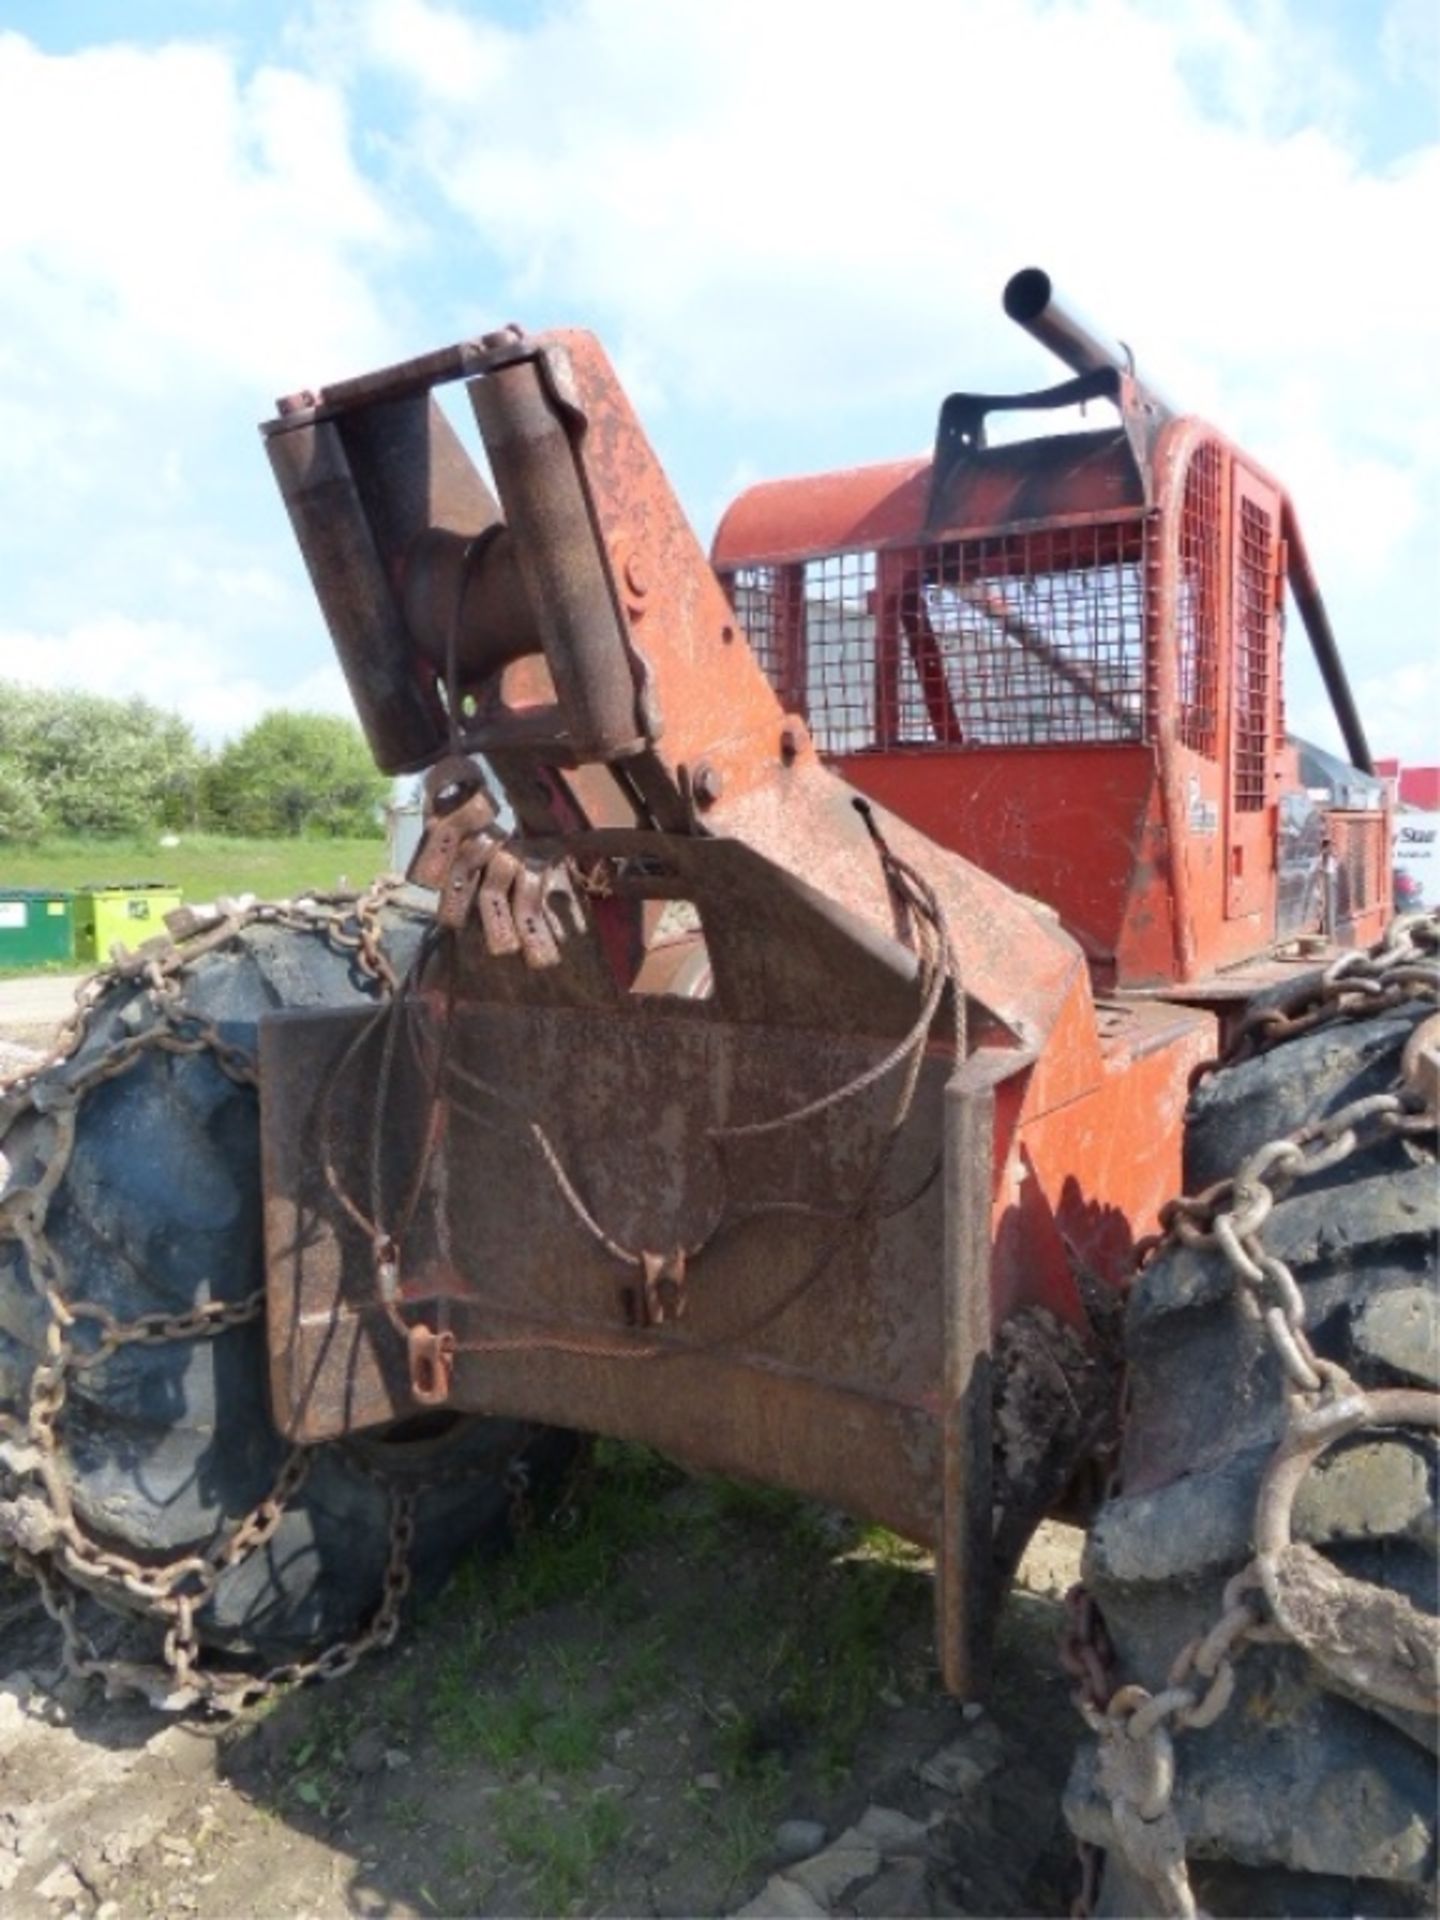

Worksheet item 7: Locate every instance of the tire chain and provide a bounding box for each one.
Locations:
[0,878,515,1716]
[1062,911,1440,1918]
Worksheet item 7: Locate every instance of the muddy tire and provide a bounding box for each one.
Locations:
[0,908,573,1667]
[1066,1001,1438,1916]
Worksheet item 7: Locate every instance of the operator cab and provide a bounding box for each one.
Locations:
[713,269,1390,992]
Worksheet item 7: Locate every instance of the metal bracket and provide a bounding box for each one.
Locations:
[406,1323,457,1406]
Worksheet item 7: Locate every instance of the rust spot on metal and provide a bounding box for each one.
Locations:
[407,1323,457,1406]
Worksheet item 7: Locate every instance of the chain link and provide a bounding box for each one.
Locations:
[1067,910,1440,1918]
[0,879,452,1715]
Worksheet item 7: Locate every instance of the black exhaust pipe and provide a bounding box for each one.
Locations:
[1003,267,1170,414]
[1003,269,1372,774]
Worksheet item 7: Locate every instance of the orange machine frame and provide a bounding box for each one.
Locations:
[258,283,1389,1692]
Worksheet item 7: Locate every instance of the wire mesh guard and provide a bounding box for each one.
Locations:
[1233,496,1274,813]
[1177,441,1222,759]
[727,521,1149,754]
[728,563,792,697]
[1330,812,1387,920]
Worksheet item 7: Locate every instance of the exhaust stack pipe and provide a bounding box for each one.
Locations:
[1003,268,1372,774]
[1003,267,1170,415]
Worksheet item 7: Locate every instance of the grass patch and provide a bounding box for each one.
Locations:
[432,1666,607,1775]
[493,1784,627,1911]
[435,1440,684,1631]
[410,1436,931,1893]
[698,1779,789,1892]
[676,1490,931,1788]
[785,1553,914,1779]
[0,956,80,979]
[386,1791,429,1835]
[424,1445,685,1774]
[273,1710,352,1822]
[606,1625,671,1719]
[443,1835,483,1883]
[0,832,389,934]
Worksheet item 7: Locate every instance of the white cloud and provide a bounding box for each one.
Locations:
[325,0,1437,768]
[1381,0,1440,86]
[338,0,1439,439]
[0,28,413,744]
[1265,429,1423,583]
[164,556,296,610]
[0,615,353,747]
[358,0,513,103]
[0,2,1433,777]
[0,32,398,397]
[1292,655,1440,771]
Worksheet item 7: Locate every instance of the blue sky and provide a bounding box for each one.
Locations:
[1,0,1436,761]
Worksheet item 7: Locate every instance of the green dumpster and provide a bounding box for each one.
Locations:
[0,889,76,968]
[74,882,182,964]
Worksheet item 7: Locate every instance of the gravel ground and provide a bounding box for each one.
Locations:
[0,973,85,1055]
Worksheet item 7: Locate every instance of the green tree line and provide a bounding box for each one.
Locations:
[0,684,389,841]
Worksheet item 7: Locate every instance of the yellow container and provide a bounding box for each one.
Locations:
[75,883,182,964]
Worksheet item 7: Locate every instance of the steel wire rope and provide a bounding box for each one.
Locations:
[379,802,964,1363]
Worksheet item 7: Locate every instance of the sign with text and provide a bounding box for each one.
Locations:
[1395,813,1440,907]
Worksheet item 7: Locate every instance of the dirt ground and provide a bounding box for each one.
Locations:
[0,973,85,1061]
[0,1512,1084,1920]
[0,983,1089,1920]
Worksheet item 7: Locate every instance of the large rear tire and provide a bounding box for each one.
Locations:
[0,900,573,1685]
[1066,988,1438,1915]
